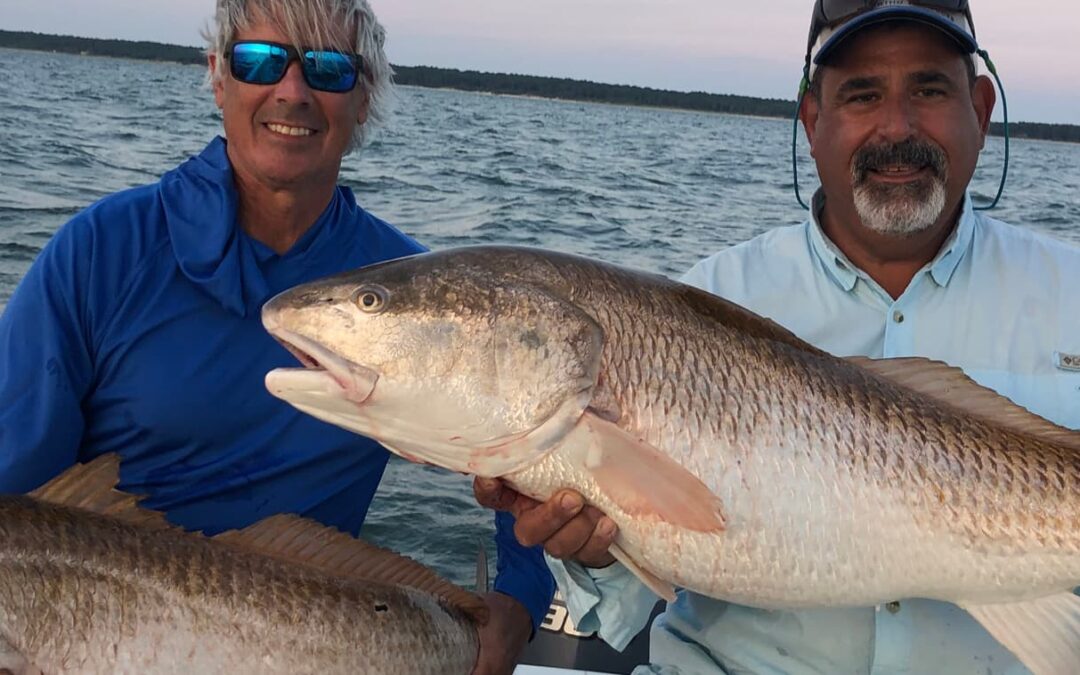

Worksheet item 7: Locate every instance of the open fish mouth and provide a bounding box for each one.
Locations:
[265,328,379,406]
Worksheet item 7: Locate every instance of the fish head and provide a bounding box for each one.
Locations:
[262,248,605,477]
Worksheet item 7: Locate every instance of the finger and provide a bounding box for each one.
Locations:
[541,512,606,560]
[504,490,544,521]
[512,490,585,548]
[473,477,514,511]
[473,478,544,521]
[573,516,619,567]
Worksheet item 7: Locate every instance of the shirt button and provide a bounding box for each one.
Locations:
[892,311,904,324]
[886,601,901,614]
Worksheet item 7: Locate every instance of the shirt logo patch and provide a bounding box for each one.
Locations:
[1055,352,1080,372]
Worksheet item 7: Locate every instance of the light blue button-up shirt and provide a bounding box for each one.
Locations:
[549,193,1080,675]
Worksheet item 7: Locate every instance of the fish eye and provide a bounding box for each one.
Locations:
[355,286,388,313]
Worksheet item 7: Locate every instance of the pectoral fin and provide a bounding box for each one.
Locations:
[556,413,723,604]
[575,412,726,534]
[961,591,1080,675]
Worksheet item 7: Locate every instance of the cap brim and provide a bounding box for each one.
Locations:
[813,6,978,65]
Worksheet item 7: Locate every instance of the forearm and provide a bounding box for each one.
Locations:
[492,510,556,631]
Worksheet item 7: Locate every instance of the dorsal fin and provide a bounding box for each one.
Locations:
[475,539,490,594]
[28,454,178,532]
[847,356,1080,452]
[213,514,489,624]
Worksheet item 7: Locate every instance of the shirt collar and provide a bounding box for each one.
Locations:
[806,190,858,291]
[927,194,976,287]
[807,189,977,293]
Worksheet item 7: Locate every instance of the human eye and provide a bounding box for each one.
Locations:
[845,91,879,105]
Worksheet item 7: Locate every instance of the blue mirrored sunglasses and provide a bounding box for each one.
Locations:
[227,40,363,93]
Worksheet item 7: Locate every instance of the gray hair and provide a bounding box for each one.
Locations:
[203,0,394,149]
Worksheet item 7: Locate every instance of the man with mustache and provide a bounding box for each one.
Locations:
[0,1,552,672]
[477,1,1080,673]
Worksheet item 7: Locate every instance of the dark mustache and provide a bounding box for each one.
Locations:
[853,138,946,182]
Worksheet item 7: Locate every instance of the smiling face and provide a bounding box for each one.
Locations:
[209,11,369,193]
[802,22,994,241]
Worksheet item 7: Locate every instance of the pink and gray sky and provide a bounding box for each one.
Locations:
[3,0,1077,124]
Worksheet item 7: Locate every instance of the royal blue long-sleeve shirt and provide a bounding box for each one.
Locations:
[0,136,554,628]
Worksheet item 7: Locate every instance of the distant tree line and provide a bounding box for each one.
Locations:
[989,121,1080,144]
[0,29,205,65]
[3,29,1078,143]
[391,64,795,118]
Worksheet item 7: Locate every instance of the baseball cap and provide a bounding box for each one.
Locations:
[806,0,979,79]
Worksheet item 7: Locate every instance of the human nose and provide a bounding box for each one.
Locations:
[273,60,314,103]
[877,95,916,142]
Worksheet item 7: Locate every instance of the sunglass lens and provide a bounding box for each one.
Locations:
[231,43,289,85]
[303,50,358,92]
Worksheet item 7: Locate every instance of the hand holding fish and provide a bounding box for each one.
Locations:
[471,591,533,675]
[473,478,618,569]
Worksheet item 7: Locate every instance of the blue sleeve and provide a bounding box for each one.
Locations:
[0,221,94,492]
[492,510,556,632]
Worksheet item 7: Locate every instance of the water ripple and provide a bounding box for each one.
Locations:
[0,242,41,260]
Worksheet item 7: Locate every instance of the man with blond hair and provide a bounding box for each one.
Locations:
[0,2,552,672]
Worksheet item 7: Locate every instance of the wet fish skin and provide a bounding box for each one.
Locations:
[262,245,1080,674]
[0,466,480,674]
